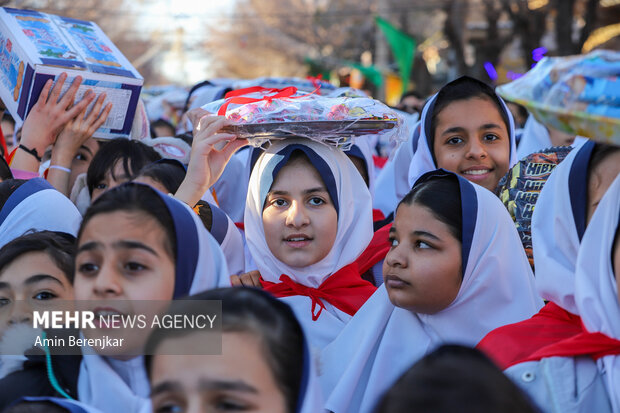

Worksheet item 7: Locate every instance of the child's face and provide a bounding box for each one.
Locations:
[587,152,620,223]
[75,211,175,302]
[433,97,511,192]
[384,202,462,314]
[0,252,74,336]
[70,137,100,193]
[262,157,338,268]
[75,211,175,357]
[91,160,133,201]
[150,332,287,413]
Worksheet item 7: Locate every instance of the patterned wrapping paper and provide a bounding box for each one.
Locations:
[496,146,573,269]
[497,50,620,146]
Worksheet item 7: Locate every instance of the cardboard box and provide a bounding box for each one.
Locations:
[0,7,143,138]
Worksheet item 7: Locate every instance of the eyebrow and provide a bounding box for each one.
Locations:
[114,240,159,256]
[24,274,65,287]
[198,378,258,393]
[269,187,328,196]
[77,240,159,256]
[441,126,466,136]
[441,123,504,136]
[150,379,258,397]
[410,230,441,241]
[0,281,9,290]
[79,145,94,156]
[150,381,182,397]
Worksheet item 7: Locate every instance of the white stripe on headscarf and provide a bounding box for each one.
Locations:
[406,91,518,191]
[78,185,230,413]
[0,178,81,247]
[575,173,620,413]
[320,171,542,413]
[532,140,595,314]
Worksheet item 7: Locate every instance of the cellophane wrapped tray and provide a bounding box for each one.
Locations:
[496,50,620,145]
[232,77,336,95]
[201,86,406,150]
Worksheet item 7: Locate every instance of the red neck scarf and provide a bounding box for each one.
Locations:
[524,330,620,363]
[477,302,584,369]
[260,223,392,321]
[261,263,376,321]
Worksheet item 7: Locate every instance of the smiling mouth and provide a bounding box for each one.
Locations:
[462,168,492,176]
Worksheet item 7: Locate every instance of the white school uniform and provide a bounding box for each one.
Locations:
[320,170,543,413]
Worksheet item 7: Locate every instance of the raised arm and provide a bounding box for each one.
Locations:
[47,92,112,195]
[12,73,95,173]
[174,108,248,207]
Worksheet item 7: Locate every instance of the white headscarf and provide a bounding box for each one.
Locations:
[320,170,542,413]
[245,139,373,287]
[0,178,81,247]
[406,89,518,191]
[373,122,422,215]
[532,140,596,314]
[211,153,247,223]
[574,173,620,412]
[517,115,589,160]
[78,184,230,413]
[204,200,246,276]
[345,138,376,197]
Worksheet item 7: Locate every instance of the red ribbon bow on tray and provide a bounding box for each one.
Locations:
[217,85,319,116]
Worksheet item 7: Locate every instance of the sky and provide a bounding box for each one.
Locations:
[136,0,237,85]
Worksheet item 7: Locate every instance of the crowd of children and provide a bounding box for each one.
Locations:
[0,45,618,413]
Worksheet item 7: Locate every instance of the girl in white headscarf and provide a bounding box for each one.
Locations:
[477,141,620,369]
[245,139,377,351]
[0,183,230,413]
[502,173,620,413]
[0,178,81,247]
[320,170,542,413]
[407,76,518,197]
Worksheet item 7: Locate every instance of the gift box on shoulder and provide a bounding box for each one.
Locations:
[0,7,143,138]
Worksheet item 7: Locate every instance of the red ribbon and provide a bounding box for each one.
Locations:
[306,74,324,89]
[217,86,319,116]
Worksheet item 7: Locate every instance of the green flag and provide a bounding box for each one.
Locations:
[375,16,416,94]
[347,61,383,87]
